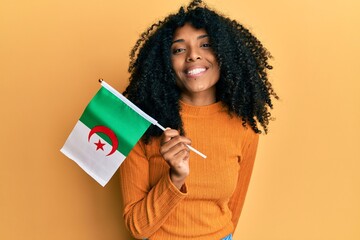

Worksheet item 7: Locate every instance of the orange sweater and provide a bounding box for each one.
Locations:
[119,101,259,240]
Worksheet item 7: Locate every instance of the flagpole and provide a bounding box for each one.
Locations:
[98,79,207,159]
[154,122,207,159]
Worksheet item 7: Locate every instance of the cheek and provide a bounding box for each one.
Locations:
[212,62,221,81]
[207,53,220,75]
[171,59,183,78]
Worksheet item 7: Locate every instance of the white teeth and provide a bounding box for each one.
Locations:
[187,68,206,75]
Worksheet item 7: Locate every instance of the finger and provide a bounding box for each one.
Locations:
[161,142,190,161]
[174,147,190,161]
[160,136,191,154]
[161,128,180,144]
[165,148,190,171]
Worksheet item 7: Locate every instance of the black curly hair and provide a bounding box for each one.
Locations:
[123,0,278,143]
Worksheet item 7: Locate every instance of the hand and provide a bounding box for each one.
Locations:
[160,128,191,190]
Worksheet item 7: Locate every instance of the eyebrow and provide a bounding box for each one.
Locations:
[172,34,209,44]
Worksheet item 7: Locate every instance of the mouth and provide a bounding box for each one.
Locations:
[185,67,207,77]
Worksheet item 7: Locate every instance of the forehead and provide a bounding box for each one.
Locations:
[173,23,208,40]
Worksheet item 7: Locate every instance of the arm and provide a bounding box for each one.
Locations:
[228,128,259,230]
[119,140,187,239]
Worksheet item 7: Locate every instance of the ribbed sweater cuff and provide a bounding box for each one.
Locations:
[165,172,188,197]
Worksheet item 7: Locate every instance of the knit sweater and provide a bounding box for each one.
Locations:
[119,101,259,240]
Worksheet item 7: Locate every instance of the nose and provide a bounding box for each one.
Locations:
[186,47,202,62]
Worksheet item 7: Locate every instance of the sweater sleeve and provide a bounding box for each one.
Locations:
[119,140,187,239]
[228,128,259,231]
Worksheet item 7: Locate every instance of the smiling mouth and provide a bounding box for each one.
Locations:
[186,67,207,77]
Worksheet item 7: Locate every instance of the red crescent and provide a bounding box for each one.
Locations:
[88,126,119,156]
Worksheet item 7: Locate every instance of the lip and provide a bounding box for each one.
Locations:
[184,66,208,78]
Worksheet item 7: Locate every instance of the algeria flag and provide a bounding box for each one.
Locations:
[61,81,157,186]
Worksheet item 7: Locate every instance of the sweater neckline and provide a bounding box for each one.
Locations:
[179,100,224,116]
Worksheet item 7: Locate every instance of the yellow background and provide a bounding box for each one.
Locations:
[1,0,359,239]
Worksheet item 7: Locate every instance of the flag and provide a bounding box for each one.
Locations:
[60,81,157,186]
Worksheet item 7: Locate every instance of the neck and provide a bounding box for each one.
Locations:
[180,92,216,106]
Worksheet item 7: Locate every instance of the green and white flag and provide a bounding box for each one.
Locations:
[60,81,158,186]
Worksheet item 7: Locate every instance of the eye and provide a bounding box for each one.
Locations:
[201,43,212,48]
[172,48,185,54]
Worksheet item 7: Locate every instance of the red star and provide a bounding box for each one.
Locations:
[94,139,106,151]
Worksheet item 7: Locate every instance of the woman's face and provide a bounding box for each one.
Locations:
[171,23,220,105]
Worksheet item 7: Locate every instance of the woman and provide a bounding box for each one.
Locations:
[119,0,278,239]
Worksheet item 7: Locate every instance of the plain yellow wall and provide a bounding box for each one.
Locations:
[1,0,359,239]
